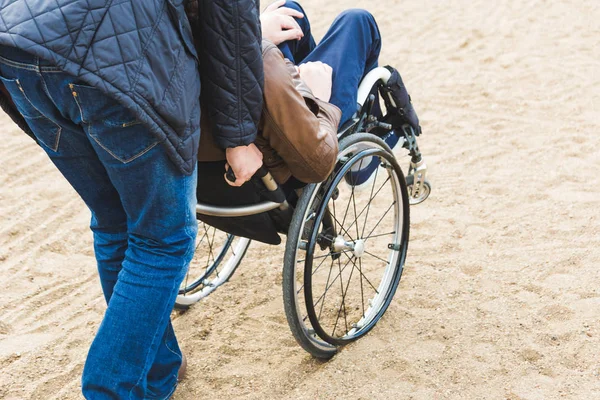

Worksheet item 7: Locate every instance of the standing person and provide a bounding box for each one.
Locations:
[0,0,263,398]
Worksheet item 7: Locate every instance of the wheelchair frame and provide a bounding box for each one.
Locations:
[182,67,430,358]
[195,67,429,219]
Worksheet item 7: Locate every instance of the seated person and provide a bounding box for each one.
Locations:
[198,1,420,189]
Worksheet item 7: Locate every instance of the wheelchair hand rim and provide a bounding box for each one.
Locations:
[303,144,409,345]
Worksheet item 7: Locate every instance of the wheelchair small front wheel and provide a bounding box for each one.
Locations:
[405,175,431,205]
[175,222,250,309]
[283,133,410,356]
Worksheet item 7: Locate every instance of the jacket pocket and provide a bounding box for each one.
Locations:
[0,76,41,118]
[71,83,160,163]
[0,76,61,151]
[166,0,199,60]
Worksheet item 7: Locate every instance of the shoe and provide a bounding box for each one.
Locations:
[177,353,187,382]
[344,131,400,188]
[381,66,421,135]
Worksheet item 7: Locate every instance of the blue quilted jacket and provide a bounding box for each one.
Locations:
[0,0,264,175]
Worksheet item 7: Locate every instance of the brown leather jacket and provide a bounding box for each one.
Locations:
[198,40,342,184]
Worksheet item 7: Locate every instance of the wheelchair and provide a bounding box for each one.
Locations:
[175,66,430,359]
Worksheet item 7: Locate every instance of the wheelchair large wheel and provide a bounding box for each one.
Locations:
[283,133,410,357]
[175,222,250,309]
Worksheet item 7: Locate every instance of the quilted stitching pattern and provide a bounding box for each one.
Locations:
[0,0,202,174]
[0,0,264,175]
[0,1,153,92]
[197,0,264,149]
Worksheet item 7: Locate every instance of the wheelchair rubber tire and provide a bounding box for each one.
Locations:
[175,222,251,309]
[283,181,339,359]
[282,132,410,355]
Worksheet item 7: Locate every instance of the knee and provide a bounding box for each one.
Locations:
[337,8,376,26]
[283,1,304,14]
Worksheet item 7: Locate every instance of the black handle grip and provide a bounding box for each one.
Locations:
[225,165,287,204]
[225,166,268,183]
[225,167,237,183]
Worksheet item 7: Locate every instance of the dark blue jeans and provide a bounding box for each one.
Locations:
[278,2,382,126]
[0,47,197,399]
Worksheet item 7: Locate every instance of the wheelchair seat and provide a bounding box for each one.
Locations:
[196,161,290,245]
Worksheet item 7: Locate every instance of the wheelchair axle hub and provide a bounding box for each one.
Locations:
[353,239,366,258]
[332,236,366,258]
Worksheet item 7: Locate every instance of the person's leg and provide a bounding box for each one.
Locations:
[146,322,182,395]
[301,9,383,125]
[0,46,130,305]
[277,1,316,63]
[67,82,197,399]
[68,159,182,398]
[0,47,196,399]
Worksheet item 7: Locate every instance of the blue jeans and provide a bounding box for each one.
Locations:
[278,2,382,126]
[0,47,197,399]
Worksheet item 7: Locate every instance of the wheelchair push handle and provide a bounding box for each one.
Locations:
[225,165,268,185]
[225,165,287,205]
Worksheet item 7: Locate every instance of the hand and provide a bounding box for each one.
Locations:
[224,144,263,187]
[298,62,333,102]
[260,0,304,45]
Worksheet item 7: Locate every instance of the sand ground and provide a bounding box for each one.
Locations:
[1,0,600,399]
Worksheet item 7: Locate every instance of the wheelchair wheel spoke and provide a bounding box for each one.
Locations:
[363,250,389,265]
[186,235,206,291]
[343,176,391,238]
[207,227,218,275]
[332,254,357,337]
[229,237,237,257]
[362,231,396,240]
[361,163,380,238]
[339,195,353,237]
[200,224,213,266]
[348,157,366,186]
[339,158,361,230]
[185,224,212,293]
[317,257,337,320]
[196,225,210,248]
[338,255,350,335]
[328,212,356,242]
[177,225,247,306]
[358,257,366,318]
[351,181,361,240]
[332,193,338,233]
[296,250,348,265]
[341,251,380,294]
[311,255,354,312]
[329,190,356,240]
[364,201,396,243]
[183,277,189,294]
[298,252,332,295]
[297,250,352,294]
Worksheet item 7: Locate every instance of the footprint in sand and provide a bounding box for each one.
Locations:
[0,320,12,335]
[539,304,575,321]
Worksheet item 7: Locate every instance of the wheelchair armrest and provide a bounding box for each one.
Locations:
[196,201,282,217]
[197,165,289,218]
[356,67,392,108]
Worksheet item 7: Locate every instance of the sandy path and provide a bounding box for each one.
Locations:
[1,0,600,398]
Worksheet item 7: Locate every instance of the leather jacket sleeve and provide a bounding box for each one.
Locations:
[188,0,264,149]
[257,42,341,184]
